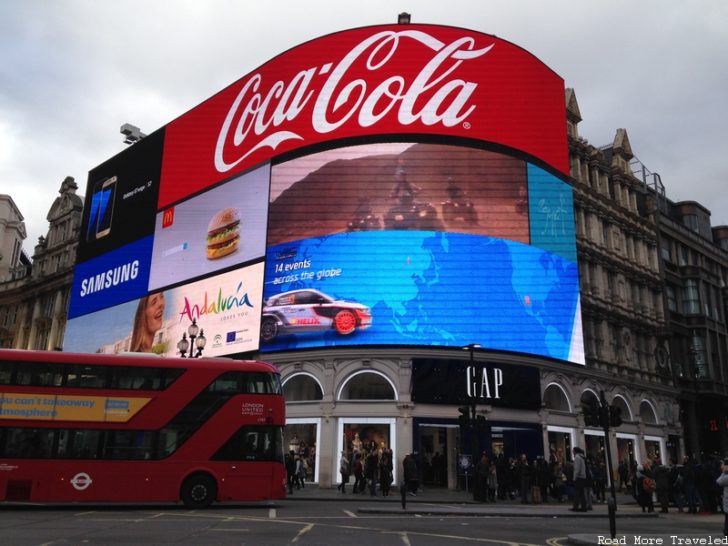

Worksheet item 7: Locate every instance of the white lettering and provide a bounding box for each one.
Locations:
[79,260,139,297]
[215,30,494,173]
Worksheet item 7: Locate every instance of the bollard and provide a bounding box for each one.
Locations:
[400,482,406,510]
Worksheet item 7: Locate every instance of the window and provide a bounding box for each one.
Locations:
[682,214,699,233]
[212,425,283,462]
[57,429,102,459]
[666,285,677,313]
[0,428,56,458]
[103,430,156,460]
[682,280,701,315]
[207,371,282,394]
[66,365,108,388]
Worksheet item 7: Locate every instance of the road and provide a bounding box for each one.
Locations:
[0,499,723,545]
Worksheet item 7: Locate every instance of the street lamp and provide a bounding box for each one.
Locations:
[177,333,189,358]
[177,319,206,358]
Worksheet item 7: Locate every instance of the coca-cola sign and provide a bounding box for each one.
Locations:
[160,24,567,208]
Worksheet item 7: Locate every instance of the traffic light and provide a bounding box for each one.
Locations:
[475,414,488,432]
[609,405,623,428]
[458,406,470,428]
[582,401,601,428]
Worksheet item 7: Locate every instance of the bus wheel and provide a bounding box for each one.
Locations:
[181,474,217,508]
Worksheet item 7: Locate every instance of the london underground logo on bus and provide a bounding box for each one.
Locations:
[70,472,93,491]
[214,30,494,173]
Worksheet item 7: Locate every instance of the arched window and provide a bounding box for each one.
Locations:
[611,395,632,421]
[544,383,571,412]
[580,389,600,407]
[338,371,396,401]
[639,400,659,425]
[282,373,323,402]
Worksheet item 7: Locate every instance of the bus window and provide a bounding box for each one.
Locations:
[1,428,56,458]
[66,365,108,388]
[57,429,102,459]
[243,372,282,394]
[103,430,156,460]
[162,368,184,388]
[0,361,14,384]
[208,372,240,393]
[12,363,63,387]
[157,428,179,458]
[211,425,283,462]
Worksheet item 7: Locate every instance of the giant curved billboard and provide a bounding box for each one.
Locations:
[65,24,584,365]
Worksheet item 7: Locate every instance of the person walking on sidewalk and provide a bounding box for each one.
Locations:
[352,452,365,493]
[403,453,419,496]
[338,450,350,493]
[570,447,587,512]
[365,448,378,496]
[715,459,728,536]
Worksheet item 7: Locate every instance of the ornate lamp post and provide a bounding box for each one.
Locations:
[177,319,207,358]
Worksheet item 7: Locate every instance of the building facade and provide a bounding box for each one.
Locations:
[652,192,728,459]
[0,177,83,351]
[263,91,688,488]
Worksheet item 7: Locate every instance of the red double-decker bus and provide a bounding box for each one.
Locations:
[0,350,286,506]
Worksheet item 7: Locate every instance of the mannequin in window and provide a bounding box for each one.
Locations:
[351,432,362,454]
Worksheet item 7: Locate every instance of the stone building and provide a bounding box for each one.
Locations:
[263,91,687,488]
[0,177,83,350]
[560,89,682,468]
[651,189,728,458]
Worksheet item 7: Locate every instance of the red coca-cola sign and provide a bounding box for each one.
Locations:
[159,24,568,208]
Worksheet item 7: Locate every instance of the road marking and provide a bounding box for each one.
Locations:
[291,523,314,543]
[399,532,412,546]
[343,510,357,517]
[269,507,277,519]
[546,539,567,546]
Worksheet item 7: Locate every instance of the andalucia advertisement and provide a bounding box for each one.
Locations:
[65,262,264,357]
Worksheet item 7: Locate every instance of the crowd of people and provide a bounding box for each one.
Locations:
[337,441,395,496]
[285,436,728,525]
[283,436,316,495]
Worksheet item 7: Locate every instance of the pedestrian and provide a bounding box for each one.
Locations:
[592,457,606,503]
[570,447,587,512]
[538,457,552,503]
[636,459,655,513]
[584,454,594,511]
[618,459,629,492]
[654,459,670,513]
[379,449,393,497]
[365,448,378,496]
[530,459,541,504]
[670,459,686,513]
[352,452,364,493]
[403,453,419,496]
[338,450,350,493]
[715,459,728,536]
[475,452,489,502]
[487,461,498,502]
[517,454,531,504]
[682,456,700,514]
[294,454,305,489]
[285,450,296,494]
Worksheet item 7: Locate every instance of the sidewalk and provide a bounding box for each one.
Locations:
[284,484,655,518]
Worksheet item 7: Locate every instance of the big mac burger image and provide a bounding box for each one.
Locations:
[206,207,240,259]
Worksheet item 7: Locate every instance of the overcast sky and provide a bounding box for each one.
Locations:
[1,0,726,249]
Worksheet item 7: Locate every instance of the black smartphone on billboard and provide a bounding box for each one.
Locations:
[86,176,117,241]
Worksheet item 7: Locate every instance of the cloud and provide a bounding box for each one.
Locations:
[1,0,727,248]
